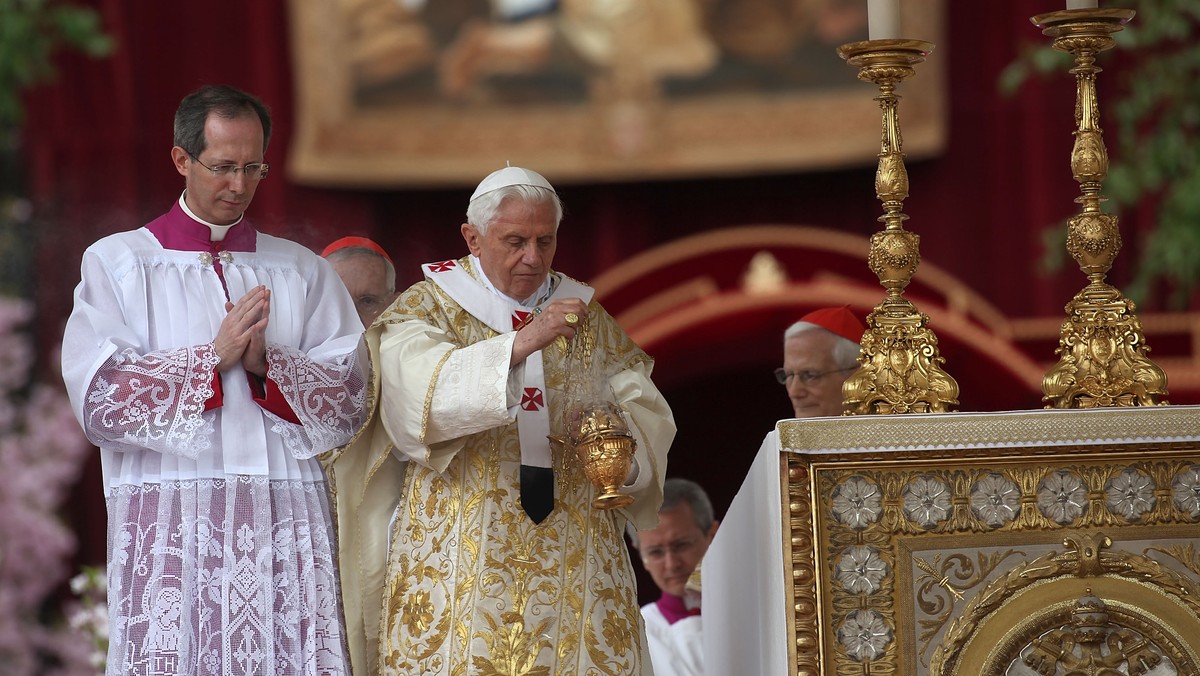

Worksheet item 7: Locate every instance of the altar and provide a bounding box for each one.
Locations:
[703,406,1200,674]
[694,2,1200,673]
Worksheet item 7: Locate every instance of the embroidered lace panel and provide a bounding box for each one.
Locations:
[84,345,220,458]
[266,343,366,457]
[105,477,348,675]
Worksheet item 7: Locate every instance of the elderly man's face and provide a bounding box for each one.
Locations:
[462,197,557,302]
[783,330,852,418]
[330,253,396,327]
[636,502,717,598]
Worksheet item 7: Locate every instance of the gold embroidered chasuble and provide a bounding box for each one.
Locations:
[330,258,674,676]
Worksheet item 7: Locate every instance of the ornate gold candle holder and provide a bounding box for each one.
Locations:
[552,401,636,510]
[1032,8,1168,408]
[836,39,959,415]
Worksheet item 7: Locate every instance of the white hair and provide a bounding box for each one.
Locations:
[466,184,563,235]
[783,321,861,370]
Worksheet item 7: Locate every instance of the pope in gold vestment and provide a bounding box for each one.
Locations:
[329,167,675,676]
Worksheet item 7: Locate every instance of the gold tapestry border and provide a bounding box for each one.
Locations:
[287,1,948,186]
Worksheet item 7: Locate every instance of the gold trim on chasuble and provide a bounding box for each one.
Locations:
[381,278,647,675]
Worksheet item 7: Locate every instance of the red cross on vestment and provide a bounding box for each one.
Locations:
[426,260,457,273]
[520,387,544,411]
[512,310,534,330]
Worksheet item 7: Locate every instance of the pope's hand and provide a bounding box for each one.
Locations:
[511,298,588,366]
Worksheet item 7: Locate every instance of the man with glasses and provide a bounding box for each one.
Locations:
[628,478,719,676]
[778,305,865,418]
[62,84,364,674]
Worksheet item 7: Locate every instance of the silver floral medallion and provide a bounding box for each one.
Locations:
[837,609,892,661]
[969,472,1020,528]
[1104,467,1155,522]
[1036,470,1087,525]
[902,475,951,529]
[1171,464,1200,519]
[836,545,888,594]
[832,476,882,530]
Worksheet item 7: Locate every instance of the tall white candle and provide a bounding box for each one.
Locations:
[1067,0,1098,8]
[868,0,901,40]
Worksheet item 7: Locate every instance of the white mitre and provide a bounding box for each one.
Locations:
[470,165,556,201]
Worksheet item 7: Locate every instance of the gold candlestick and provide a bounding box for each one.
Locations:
[837,39,959,415]
[1032,8,1168,409]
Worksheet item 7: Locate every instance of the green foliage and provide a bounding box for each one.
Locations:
[0,0,112,296]
[1001,0,1200,308]
[0,0,113,130]
[997,44,1072,96]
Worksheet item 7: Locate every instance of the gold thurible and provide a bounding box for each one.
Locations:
[836,38,959,415]
[1032,7,1168,408]
[546,313,636,509]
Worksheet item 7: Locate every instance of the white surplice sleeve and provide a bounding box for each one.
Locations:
[265,339,368,458]
[62,247,220,459]
[63,231,368,467]
[230,235,368,460]
[377,317,517,472]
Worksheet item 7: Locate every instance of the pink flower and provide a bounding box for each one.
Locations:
[0,294,94,673]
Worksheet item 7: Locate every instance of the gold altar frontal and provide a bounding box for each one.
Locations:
[775,406,1200,675]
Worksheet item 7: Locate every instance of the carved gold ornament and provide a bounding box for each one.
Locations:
[774,399,1200,676]
[1031,7,1167,409]
[930,533,1200,675]
[837,39,959,416]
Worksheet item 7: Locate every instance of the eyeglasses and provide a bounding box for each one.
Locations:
[774,366,856,387]
[641,536,702,564]
[188,153,270,180]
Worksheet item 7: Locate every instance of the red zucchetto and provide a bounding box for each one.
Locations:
[798,305,865,343]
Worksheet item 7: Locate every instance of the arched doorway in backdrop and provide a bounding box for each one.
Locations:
[589,224,1044,605]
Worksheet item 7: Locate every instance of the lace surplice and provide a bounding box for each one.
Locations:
[63,217,366,676]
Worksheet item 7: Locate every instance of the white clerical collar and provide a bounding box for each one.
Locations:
[469,255,553,307]
[179,192,242,242]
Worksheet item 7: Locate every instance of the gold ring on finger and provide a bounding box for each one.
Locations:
[564,312,580,327]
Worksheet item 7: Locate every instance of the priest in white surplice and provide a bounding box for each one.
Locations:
[629,478,719,676]
[62,85,364,675]
[329,166,676,675]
